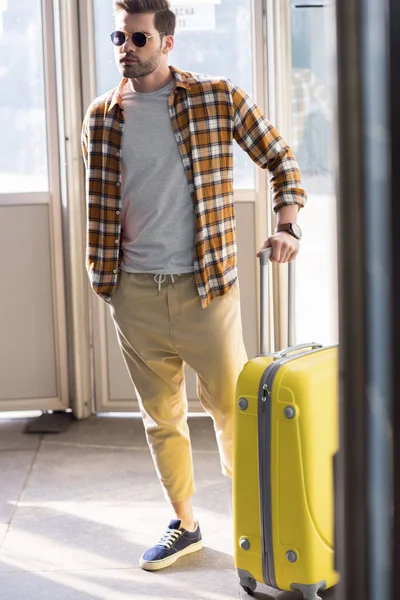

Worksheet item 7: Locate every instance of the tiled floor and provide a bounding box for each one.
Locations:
[0,416,335,600]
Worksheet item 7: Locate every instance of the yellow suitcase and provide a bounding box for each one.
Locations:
[233,249,339,600]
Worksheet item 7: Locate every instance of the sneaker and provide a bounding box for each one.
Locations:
[139,519,203,571]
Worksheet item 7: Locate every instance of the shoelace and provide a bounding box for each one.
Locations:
[157,528,182,549]
[153,274,176,294]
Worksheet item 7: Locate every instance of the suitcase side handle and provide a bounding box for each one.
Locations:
[259,248,296,355]
[272,343,323,359]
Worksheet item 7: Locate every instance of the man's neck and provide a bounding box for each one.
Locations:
[128,66,174,94]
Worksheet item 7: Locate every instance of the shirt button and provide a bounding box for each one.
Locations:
[116,210,120,215]
[116,152,120,157]
[116,182,121,187]
[113,269,118,274]
[119,123,123,128]
[115,239,119,244]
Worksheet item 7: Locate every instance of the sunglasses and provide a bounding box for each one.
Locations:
[110,30,166,48]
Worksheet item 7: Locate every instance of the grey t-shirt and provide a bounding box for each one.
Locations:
[120,79,195,274]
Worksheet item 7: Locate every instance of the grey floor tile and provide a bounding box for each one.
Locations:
[0,420,42,451]
[0,525,7,548]
[188,416,219,453]
[44,417,148,449]
[43,415,217,453]
[0,418,337,600]
[0,565,241,600]
[0,451,37,525]
[0,445,162,571]
[0,424,232,573]
[0,513,233,572]
[0,569,336,600]
[18,441,161,503]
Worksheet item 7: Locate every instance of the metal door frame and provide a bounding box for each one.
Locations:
[335,0,392,598]
[390,0,400,594]
[53,0,93,419]
[260,0,294,352]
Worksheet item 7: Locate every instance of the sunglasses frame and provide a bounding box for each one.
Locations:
[110,30,166,48]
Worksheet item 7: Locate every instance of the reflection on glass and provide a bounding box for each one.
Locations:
[93,0,255,189]
[290,2,338,345]
[291,66,334,193]
[0,0,48,193]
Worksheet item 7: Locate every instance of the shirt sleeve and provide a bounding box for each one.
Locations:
[230,82,307,212]
[81,109,89,170]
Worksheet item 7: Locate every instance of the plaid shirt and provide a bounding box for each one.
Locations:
[81,66,307,307]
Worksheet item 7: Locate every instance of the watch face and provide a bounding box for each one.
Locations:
[290,223,302,239]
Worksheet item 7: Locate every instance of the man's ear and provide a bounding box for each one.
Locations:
[162,34,174,54]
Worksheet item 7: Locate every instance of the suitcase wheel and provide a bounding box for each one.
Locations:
[240,577,257,595]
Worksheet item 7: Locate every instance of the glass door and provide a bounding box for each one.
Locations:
[0,0,69,411]
[289,0,338,345]
[83,0,262,412]
[262,0,338,350]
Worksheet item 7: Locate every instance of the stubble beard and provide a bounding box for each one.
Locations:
[119,49,162,79]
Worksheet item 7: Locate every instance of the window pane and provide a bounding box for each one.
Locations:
[0,0,48,193]
[290,2,339,344]
[93,0,255,189]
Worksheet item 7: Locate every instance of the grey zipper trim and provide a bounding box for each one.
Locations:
[258,361,280,588]
[258,345,336,587]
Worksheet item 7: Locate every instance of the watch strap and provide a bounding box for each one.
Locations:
[275,222,302,240]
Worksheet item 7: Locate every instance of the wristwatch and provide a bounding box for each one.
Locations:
[275,222,302,241]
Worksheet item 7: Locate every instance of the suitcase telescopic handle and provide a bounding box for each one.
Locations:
[259,247,297,356]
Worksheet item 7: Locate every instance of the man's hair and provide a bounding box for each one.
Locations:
[113,0,176,36]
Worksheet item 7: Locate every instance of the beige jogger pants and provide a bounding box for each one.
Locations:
[109,271,248,503]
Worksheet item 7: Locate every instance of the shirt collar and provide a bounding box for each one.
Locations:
[169,66,191,90]
[107,65,190,112]
[108,78,129,112]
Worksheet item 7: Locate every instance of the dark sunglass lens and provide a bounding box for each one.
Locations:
[111,31,125,46]
[132,32,147,47]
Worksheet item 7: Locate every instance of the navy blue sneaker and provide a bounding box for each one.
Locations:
[139,519,203,571]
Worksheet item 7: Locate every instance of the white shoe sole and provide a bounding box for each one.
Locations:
[139,540,204,571]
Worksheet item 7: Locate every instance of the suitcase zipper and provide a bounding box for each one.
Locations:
[259,361,281,588]
[261,383,269,413]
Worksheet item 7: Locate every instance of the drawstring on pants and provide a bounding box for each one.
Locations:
[154,274,176,294]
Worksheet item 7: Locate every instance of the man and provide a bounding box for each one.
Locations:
[82,0,306,572]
